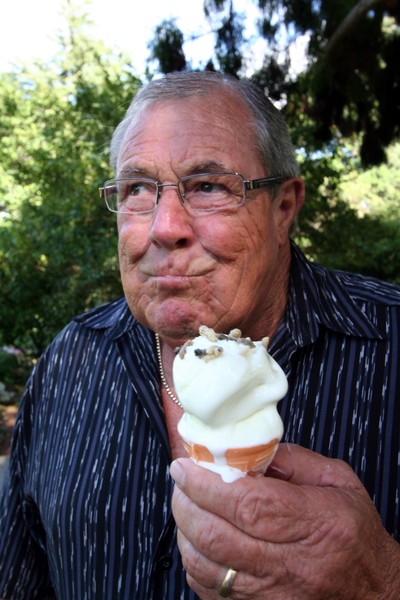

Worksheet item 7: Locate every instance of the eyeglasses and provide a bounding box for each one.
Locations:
[99,172,284,215]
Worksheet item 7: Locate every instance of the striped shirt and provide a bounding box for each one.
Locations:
[1,242,399,599]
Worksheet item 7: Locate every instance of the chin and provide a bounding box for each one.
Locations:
[133,299,209,340]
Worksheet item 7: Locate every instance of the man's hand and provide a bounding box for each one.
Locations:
[170,444,400,599]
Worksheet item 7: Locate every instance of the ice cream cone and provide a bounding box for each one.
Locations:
[173,326,287,482]
[183,437,279,478]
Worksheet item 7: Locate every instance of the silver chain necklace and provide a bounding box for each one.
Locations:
[155,333,183,408]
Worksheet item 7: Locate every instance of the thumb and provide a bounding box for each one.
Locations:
[267,443,364,490]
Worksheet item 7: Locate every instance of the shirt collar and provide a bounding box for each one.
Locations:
[285,241,384,347]
[74,297,138,340]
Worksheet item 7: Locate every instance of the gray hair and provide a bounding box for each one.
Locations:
[109,71,299,179]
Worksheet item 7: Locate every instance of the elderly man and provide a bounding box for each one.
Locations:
[0,71,399,599]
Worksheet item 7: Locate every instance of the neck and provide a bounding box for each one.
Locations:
[155,333,182,407]
[236,241,291,341]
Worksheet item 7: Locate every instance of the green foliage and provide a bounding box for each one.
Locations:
[341,143,400,218]
[148,20,187,74]
[1,0,399,361]
[294,142,400,283]
[0,348,32,387]
[211,1,245,75]
[0,351,19,386]
[0,10,141,354]
[156,0,400,166]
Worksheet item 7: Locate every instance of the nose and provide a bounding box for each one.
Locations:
[149,185,194,248]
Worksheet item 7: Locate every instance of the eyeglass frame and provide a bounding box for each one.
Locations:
[99,172,285,215]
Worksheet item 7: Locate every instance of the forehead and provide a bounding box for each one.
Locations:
[117,91,262,176]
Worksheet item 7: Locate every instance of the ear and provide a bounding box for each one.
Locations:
[274,178,305,245]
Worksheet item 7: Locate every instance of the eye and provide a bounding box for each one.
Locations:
[127,181,150,196]
[117,180,155,204]
[180,173,244,212]
[185,176,230,196]
[197,181,227,194]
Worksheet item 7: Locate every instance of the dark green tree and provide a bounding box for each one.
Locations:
[0,5,141,354]
[148,20,187,74]
[204,0,245,75]
[200,0,400,166]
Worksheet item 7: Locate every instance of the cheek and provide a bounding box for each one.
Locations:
[195,218,268,306]
[117,220,149,265]
[200,211,270,266]
[194,215,249,258]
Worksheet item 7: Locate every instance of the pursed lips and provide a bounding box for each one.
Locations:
[141,271,210,288]
[140,256,216,280]
[140,270,210,293]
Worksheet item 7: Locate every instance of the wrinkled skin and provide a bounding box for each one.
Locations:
[171,445,400,599]
[116,91,304,347]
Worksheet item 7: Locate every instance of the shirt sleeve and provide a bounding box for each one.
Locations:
[0,371,55,599]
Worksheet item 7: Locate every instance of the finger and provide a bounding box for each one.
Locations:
[172,484,270,573]
[267,443,365,489]
[171,463,318,554]
[177,529,283,600]
[170,456,366,545]
[177,529,226,593]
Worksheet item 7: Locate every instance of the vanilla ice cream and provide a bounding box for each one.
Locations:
[173,326,288,482]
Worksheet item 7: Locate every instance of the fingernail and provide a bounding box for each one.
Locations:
[267,464,290,479]
[170,459,184,486]
[286,443,294,454]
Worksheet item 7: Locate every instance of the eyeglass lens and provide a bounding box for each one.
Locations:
[103,173,246,214]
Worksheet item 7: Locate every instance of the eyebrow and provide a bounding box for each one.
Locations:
[186,162,233,174]
[117,166,146,178]
[116,161,235,179]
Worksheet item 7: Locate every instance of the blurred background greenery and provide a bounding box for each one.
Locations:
[0,0,399,372]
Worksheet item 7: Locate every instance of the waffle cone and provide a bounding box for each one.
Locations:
[183,438,279,477]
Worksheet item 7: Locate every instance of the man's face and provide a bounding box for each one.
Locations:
[116,91,300,345]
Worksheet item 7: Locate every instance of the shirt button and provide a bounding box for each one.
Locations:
[158,554,173,570]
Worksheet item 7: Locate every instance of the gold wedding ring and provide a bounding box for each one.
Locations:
[218,567,238,597]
